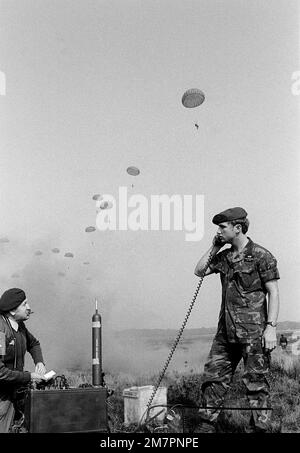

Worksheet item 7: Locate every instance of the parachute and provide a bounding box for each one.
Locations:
[0,237,9,243]
[92,194,103,201]
[85,226,96,233]
[127,166,140,176]
[182,88,205,108]
[11,273,20,278]
[52,248,60,253]
[99,200,113,210]
[35,250,43,256]
[100,201,108,209]
[83,261,90,265]
[64,252,74,258]
[58,272,66,277]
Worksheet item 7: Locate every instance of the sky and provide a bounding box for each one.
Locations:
[0,0,299,370]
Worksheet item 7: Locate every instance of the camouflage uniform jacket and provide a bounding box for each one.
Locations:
[209,238,280,343]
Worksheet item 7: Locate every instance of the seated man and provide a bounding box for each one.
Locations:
[0,288,46,432]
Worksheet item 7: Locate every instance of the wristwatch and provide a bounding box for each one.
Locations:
[266,321,277,327]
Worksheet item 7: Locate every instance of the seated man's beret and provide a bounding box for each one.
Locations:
[212,207,247,225]
[0,288,26,314]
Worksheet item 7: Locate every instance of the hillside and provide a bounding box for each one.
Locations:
[116,321,300,337]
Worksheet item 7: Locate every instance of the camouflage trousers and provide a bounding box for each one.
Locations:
[199,332,271,431]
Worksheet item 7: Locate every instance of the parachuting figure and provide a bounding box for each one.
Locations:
[64,253,74,269]
[85,226,96,247]
[92,194,103,201]
[182,88,205,129]
[64,252,74,258]
[127,166,140,188]
[85,226,96,233]
[99,200,113,210]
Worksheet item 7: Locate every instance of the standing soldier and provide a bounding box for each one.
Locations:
[194,207,280,433]
[279,334,288,350]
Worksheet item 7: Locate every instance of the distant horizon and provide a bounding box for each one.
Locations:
[115,320,300,332]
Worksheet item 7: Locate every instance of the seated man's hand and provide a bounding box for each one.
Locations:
[35,362,46,375]
[31,372,46,383]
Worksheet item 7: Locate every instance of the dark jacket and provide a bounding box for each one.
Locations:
[0,315,44,400]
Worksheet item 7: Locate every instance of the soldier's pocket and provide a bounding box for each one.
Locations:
[236,323,263,340]
[235,310,263,339]
[236,265,260,291]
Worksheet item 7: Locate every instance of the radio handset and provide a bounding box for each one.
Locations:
[213,235,225,247]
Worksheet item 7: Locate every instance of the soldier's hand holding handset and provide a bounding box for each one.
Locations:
[194,235,225,277]
[212,235,226,249]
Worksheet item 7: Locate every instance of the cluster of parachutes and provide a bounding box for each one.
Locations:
[0,236,79,280]
[3,88,205,282]
[34,249,74,258]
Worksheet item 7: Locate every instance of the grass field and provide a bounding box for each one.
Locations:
[61,348,300,433]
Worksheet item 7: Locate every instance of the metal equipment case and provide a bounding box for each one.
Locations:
[23,387,108,432]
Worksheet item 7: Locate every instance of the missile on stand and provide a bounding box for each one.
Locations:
[92,298,103,386]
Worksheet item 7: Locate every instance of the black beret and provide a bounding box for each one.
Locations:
[0,288,26,314]
[212,207,247,225]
